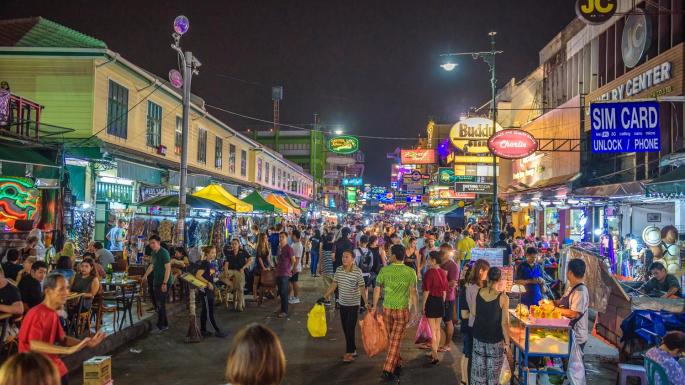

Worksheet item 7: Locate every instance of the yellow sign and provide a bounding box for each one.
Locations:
[449,117,503,154]
[447,154,500,164]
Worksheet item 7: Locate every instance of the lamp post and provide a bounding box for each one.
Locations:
[170,15,202,246]
[441,31,503,246]
[169,15,202,343]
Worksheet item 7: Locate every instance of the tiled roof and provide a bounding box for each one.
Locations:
[0,17,106,49]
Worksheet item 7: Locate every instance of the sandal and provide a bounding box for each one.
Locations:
[438,346,451,353]
[342,354,355,363]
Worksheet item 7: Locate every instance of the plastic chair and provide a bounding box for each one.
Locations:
[617,363,647,385]
[644,357,669,385]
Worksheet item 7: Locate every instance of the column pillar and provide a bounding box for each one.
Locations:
[675,200,685,240]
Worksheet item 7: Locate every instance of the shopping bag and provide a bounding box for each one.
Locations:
[414,316,432,344]
[499,357,512,384]
[359,312,389,357]
[567,343,586,385]
[307,304,327,337]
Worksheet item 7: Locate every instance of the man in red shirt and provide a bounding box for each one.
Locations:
[19,273,105,385]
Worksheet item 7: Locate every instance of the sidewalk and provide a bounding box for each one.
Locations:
[67,273,620,385]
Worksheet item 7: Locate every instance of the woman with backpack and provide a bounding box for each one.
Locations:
[367,235,386,288]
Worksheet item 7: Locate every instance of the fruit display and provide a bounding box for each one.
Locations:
[509,309,572,355]
[515,303,530,318]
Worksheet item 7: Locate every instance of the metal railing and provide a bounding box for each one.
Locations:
[0,92,44,140]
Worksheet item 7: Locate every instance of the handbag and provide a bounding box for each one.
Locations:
[260,269,276,287]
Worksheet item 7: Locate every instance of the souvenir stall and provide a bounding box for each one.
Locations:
[241,191,281,230]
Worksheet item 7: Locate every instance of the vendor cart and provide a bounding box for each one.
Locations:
[509,310,573,385]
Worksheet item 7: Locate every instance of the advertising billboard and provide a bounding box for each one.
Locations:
[590,101,660,153]
[400,149,437,164]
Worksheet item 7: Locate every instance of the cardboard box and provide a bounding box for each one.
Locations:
[83,356,111,385]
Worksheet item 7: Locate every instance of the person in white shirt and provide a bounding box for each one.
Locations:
[288,229,304,304]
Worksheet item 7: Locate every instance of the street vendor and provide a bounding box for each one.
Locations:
[514,247,545,306]
[554,259,589,349]
[638,262,682,299]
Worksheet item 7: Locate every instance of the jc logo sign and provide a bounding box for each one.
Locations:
[576,0,617,24]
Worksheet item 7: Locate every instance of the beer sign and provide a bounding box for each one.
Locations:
[327,135,359,154]
[487,129,538,159]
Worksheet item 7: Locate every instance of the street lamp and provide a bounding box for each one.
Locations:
[170,15,202,246]
[334,129,343,135]
[441,31,503,246]
[170,15,202,343]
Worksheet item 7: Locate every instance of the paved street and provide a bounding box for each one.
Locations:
[68,274,620,385]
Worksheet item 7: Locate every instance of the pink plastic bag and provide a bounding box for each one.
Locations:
[414,315,432,344]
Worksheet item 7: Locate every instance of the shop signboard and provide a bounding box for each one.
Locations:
[406,195,422,204]
[400,149,436,165]
[437,189,475,200]
[438,167,476,185]
[406,183,424,195]
[139,186,168,202]
[455,182,493,194]
[346,187,357,203]
[590,101,660,153]
[487,129,538,159]
[378,192,395,204]
[449,117,503,154]
[446,154,500,164]
[471,248,504,267]
[390,181,398,189]
[327,135,359,154]
[342,177,363,186]
[575,0,616,25]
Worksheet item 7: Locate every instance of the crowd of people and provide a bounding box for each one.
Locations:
[0,218,683,385]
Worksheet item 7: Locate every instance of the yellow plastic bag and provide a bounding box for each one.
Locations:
[307,303,327,337]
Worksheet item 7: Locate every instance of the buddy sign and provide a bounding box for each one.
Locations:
[449,117,503,154]
[590,101,660,153]
[487,129,538,159]
[328,135,359,154]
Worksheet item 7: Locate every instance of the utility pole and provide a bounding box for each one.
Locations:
[440,31,503,246]
[171,16,201,247]
[170,15,202,344]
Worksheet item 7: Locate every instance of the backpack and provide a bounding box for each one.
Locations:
[356,247,373,273]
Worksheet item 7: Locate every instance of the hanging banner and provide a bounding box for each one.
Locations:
[400,149,436,165]
[590,101,660,153]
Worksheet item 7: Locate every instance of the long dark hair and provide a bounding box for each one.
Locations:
[467,259,490,286]
[80,257,98,279]
[256,233,270,258]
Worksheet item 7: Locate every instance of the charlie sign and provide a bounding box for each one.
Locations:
[590,101,660,153]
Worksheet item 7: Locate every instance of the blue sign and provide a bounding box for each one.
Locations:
[342,177,363,186]
[406,195,422,203]
[591,101,660,153]
[390,181,398,189]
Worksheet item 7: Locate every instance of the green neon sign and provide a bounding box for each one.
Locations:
[327,135,359,154]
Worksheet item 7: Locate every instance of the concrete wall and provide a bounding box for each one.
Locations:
[622,203,675,236]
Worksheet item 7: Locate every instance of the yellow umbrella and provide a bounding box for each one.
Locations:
[193,184,253,213]
[266,194,292,214]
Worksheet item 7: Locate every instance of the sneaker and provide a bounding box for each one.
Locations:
[150,326,168,335]
[276,312,288,318]
[214,331,228,338]
[352,351,358,358]
[288,297,300,304]
[201,330,213,337]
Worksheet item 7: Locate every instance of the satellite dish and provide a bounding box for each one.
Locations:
[621,9,651,68]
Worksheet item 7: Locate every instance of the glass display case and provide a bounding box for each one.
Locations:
[508,310,573,385]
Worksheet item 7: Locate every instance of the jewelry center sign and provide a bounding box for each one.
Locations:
[591,101,660,153]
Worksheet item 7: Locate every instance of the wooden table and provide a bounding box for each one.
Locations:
[101,279,138,331]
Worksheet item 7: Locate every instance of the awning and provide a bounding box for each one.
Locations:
[242,191,279,213]
[574,180,647,198]
[193,184,253,213]
[0,144,60,179]
[266,194,298,215]
[506,173,579,194]
[646,167,685,198]
[138,194,232,211]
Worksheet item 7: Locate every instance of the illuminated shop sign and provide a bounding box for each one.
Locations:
[327,135,359,154]
[487,129,537,159]
[591,101,660,153]
[438,168,476,184]
[449,117,503,154]
[400,149,436,165]
[342,177,363,186]
[0,177,40,230]
[575,0,616,25]
[597,62,672,101]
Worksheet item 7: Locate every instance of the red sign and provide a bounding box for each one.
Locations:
[438,189,476,199]
[487,129,537,159]
[400,149,436,165]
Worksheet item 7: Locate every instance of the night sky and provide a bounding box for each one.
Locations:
[1,0,576,185]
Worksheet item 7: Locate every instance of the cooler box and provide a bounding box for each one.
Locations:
[83,356,112,385]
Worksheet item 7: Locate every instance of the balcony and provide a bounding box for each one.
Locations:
[0,92,44,140]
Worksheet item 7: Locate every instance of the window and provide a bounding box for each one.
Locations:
[229,144,236,173]
[265,162,270,183]
[272,166,276,186]
[175,117,182,155]
[277,169,281,188]
[146,101,162,148]
[197,128,207,163]
[215,137,223,168]
[106,80,129,138]
[257,158,263,182]
[240,150,247,177]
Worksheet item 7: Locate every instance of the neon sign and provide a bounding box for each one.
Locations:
[0,177,39,229]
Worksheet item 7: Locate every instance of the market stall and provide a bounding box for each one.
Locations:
[192,184,253,213]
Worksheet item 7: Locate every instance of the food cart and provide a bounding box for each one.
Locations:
[509,308,573,385]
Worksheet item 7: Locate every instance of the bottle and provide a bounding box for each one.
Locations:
[106,263,113,282]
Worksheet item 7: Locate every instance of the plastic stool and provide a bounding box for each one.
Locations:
[617,363,647,385]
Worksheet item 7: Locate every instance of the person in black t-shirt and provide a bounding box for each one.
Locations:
[334,228,354,271]
[2,249,23,281]
[18,261,48,310]
[639,262,682,298]
[223,239,252,312]
[194,246,227,338]
[0,266,23,316]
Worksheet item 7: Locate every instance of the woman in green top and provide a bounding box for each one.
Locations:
[70,257,100,310]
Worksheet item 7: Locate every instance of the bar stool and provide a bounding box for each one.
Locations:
[617,363,647,385]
